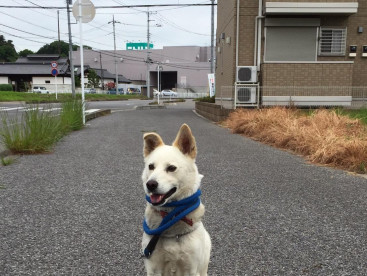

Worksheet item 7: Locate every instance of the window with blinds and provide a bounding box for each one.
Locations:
[318,28,346,56]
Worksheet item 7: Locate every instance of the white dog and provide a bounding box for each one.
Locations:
[141,124,211,276]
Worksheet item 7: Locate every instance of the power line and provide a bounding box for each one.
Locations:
[0,4,216,9]
[154,13,210,36]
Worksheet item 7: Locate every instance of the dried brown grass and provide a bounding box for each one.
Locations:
[224,107,367,173]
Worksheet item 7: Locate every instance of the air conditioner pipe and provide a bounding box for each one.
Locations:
[254,15,265,71]
[235,0,240,79]
[254,0,264,71]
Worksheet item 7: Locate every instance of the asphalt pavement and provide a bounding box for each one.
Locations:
[1,100,367,275]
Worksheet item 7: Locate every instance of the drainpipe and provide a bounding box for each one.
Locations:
[254,0,265,71]
[236,0,240,72]
[234,0,240,109]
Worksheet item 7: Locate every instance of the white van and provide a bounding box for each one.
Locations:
[33,86,50,94]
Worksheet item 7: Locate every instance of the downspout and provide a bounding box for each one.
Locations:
[254,0,265,108]
[254,0,265,71]
[236,0,240,70]
[235,0,240,108]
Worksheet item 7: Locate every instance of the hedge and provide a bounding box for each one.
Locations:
[0,84,13,91]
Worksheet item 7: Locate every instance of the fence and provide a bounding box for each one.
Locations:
[216,86,367,109]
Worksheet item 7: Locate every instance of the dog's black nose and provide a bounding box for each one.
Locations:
[146,180,158,192]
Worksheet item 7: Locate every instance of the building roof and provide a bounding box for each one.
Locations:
[0,54,69,76]
[74,65,131,83]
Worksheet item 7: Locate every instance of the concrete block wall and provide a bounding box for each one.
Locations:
[195,102,232,122]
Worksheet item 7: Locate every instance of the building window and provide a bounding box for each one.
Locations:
[265,26,318,61]
[45,80,51,84]
[318,28,346,56]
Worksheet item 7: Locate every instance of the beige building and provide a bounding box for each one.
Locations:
[73,46,212,95]
[216,0,367,107]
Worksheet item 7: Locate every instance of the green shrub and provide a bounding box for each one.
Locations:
[0,84,13,91]
[195,96,215,103]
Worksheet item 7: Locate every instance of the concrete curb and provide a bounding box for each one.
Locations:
[136,105,167,110]
[85,109,111,121]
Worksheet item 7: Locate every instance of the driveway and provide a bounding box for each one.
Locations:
[1,101,366,275]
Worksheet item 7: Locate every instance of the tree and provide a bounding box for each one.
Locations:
[37,41,92,57]
[0,35,18,62]
[37,41,77,57]
[75,75,81,88]
[87,69,100,88]
[18,49,34,57]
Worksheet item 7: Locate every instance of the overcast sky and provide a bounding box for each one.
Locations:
[0,0,216,53]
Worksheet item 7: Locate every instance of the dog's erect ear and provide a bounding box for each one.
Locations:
[173,124,197,159]
[143,133,164,157]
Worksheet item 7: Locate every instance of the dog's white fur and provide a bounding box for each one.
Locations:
[142,124,211,276]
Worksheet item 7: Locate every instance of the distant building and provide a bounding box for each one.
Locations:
[73,46,212,96]
[0,54,70,92]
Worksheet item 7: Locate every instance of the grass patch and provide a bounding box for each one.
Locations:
[224,107,367,174]
[338,108,367,125]
[60,99,84,133]
[0,91,147,103]
[0,105,62,154]
[1,156,15,166]
[0,99,85,154]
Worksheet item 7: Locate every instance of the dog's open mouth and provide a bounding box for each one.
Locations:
[150,187,177,206]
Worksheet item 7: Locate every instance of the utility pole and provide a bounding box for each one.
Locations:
[145,9,158,98]
[57,10,61,56]
[109,15,120,90]
[66,0,76,97]
[211,0,215,74]
[146,9,151,98]
[99,52,105,90]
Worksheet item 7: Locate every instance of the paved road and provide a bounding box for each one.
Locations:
[1,101,367,275]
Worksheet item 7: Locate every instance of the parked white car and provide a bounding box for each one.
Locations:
[84,88,96,94]
[153,89,161,97]
[32,86,50,94]
[161,89,177,97]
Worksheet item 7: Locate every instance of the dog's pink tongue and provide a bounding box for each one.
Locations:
[150,194,164,204]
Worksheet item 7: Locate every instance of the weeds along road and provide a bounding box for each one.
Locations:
[1,101,367,275]
[0,100,152,124]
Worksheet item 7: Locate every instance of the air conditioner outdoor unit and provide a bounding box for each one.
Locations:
[236,66,257,83]
[236,86,257,104]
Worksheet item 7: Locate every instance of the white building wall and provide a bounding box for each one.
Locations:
[32,76,72,93]
[0,76,9,84]
[33,76,70,85]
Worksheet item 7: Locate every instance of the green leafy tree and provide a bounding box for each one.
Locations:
[0,35,18,62]
[75,75,81,88]
[87,69,100,88]
[18,49,34,57]
[37,41,92,57]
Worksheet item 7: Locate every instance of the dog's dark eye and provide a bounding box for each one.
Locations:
[148,164,155,170]
[166,165,177,172]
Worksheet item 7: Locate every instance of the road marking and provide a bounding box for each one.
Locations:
[42,108,62,112]
[0,107,26,111]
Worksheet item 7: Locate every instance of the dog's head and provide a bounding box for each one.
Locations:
[142,124,203,206]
